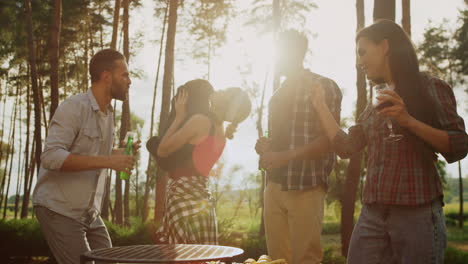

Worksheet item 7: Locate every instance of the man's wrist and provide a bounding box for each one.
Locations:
[100,156,111,169]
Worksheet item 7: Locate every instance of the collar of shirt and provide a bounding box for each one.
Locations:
[87,89,114,114]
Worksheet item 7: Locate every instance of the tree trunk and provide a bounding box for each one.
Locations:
[155,0,179,224]
[49,0,62,118]
[0,88,7,207]
[114,173,123,224]
[458,161,464,228]
[111,0,121,49]
[2,99,18,219]
[143,0,169,222]
[25,141,36,218]
[257,72,268,238]
[134,167,139,217]
[373,0,395,21]
[39,77,48,136]
[401,0,411,36]
[21,71,32,218]
[25,0,43,175]
[340,0,367,257]
[102,0,123,221]
[14,90,23,219]
[118,0,131,226]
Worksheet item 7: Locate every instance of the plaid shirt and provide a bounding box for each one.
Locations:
[268,70,342,190]
[333,75,467,205]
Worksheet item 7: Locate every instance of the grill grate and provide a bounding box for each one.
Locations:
[82,244,244,263]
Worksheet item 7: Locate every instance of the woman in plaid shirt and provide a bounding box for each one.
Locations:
[311,20,467,264]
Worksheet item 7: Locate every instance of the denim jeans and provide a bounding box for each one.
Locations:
[347,200,446,264]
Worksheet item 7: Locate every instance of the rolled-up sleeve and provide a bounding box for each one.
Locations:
[332,123,367,159]
[430,78,467,163]
[41,100,81,170]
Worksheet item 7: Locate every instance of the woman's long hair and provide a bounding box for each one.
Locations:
[357,20,438,159]
[161,79,215,136]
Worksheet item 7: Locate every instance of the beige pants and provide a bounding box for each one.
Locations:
[264,182,326,264]
[35,206,111,264]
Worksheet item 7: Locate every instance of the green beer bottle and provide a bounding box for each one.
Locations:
[119,133,134,180]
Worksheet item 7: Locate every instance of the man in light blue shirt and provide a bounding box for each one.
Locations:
[33,49,139,264]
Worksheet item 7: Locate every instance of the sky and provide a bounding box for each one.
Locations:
[4,0,467,196]
[122,0,467,189]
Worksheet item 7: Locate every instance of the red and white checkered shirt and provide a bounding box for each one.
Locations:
[268,70,342,190]
[333,75,467,205]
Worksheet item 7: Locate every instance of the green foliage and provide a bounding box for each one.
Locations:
[444,246,468,264]
[443,177,468,204]
[0,219,51,261]
[326,158,349,205]
[417,2,468,88]
[453,1,468,78]
[417,21,455,80]
[104,217,155,246]
[245,0,318,33]
[322,247,346,264]
[322,221,341,235]
[0,217,157,261]
[447,225,468,242]
[436,159,448,186]
[238,230,267,259]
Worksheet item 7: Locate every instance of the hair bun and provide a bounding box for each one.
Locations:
[225,122,238,140]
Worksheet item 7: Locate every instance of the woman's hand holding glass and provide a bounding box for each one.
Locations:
[373,84,405,142]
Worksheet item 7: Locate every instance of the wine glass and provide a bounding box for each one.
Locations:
[372,83,404,142]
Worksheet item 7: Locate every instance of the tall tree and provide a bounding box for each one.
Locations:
[155,0,179,224]
[373,0,395,21]
[2,93,18,218]
[121,0,131,226]
[49,0,62,118]
[142,0,169,222]
[102,0,122,221]
[21,65,32,218]
[0,90,7,211]
[14,91,23,219]
[401,0,411,36]
[25,0,42,175]
[110,0,121,50]
[188,0,234,80]
[340,0,367,257]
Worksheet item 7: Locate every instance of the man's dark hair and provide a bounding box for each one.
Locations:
[89,49,125,83]
[278,29,308,60]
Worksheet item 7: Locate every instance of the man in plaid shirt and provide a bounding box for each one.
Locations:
[256,30,342,264]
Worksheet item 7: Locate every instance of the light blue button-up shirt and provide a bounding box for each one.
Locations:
[33,89,114,225]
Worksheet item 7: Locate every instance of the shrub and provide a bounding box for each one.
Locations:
[444,246,468,264]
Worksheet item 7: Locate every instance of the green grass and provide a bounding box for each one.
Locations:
[1,198,467,264]
[444,202,468,214]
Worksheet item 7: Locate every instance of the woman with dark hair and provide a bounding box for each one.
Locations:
[153,80,251,245]
[310,20,467,263]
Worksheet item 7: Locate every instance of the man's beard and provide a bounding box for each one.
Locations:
[110,78,127,101]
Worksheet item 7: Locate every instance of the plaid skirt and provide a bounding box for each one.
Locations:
[157,176,218,245]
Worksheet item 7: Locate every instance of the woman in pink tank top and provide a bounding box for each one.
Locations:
[155,79,251,245]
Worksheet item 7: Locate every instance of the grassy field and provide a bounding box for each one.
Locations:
[1,198,467,263]
[214,196,468,253]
